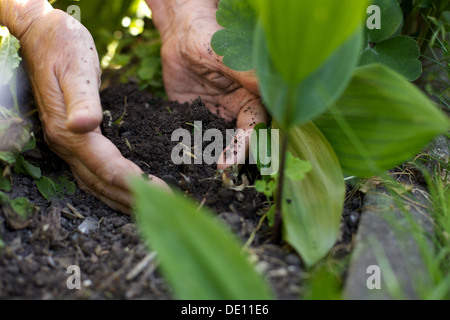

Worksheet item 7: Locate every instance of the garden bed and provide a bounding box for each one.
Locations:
[0,82,362,299]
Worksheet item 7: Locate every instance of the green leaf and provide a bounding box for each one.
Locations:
[255,179,276,199]
[362,0,421,80]
[35,176,77,201]
[314,64,450,177]
[0,27,21,86]
[132,178,273,300]
[56,176,77,195]
[361,36,422,81]
[251,0,369,85]
[285,152,312,182]
[304,263,343,300]
[10,197,35,220]
[0,176,11,192]
[211,0,257,71]
[255,24,363,127]
[21,134,36,153]
[365,0,403,43]
[14,155,42,179]
[0,152,17,166]
[137,57,161,81]
[35,176,59,201]
[273,122,346,267]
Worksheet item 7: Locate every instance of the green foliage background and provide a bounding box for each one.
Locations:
[52,0,165,96]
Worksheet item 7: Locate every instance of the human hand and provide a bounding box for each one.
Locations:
[147,0,268,169]
[4,3,167,214]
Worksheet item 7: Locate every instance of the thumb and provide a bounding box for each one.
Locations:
[217,100,268,170]
[60,30,103,133]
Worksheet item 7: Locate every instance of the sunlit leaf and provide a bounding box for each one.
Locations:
[0,177,11,192]
[132,178,274,300]
[0,27,21,86]
[314,64,450,177]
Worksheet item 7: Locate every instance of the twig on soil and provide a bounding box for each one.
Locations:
[243,212,268,251]
[125,252,158,281]
[65,203,85,220]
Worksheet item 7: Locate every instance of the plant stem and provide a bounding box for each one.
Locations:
[272,132,288,244]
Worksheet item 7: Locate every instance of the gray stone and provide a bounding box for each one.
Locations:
[427,135,450,162]
[343,181,434,300]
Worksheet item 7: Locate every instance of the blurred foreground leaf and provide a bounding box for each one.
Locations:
[132,178,274,300]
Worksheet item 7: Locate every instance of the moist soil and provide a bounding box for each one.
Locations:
[0,82,362,300]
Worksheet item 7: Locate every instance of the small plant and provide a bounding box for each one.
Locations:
[131,0,449,300]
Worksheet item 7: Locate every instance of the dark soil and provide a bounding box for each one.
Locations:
[0,82,362,300]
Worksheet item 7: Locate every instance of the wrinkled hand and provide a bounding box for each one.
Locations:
[19,9,167,214]
[148,0,268,168]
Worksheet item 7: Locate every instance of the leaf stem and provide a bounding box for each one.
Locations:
[272,131,288,244]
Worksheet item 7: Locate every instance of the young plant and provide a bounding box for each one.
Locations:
[131,0,449,300]
[212,0,449,267]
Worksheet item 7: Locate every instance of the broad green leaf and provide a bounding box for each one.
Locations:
[0,27,21,86]
[365,0,403,43]
[255,24,363,127]
[314,64,450,177]
[362,0,421,80]
[14,155,42,179]
[211,0,257,71]
[273,122,346,267]
[251,0,368,85]
[360,36,422,81]
[132,178,274,300]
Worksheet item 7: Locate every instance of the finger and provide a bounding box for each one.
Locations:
[217,101,268,170]
[57,22,103,133]
[73,173,134,215]
[220,68,260,96]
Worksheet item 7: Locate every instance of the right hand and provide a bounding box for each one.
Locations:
[18,8,168,214]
